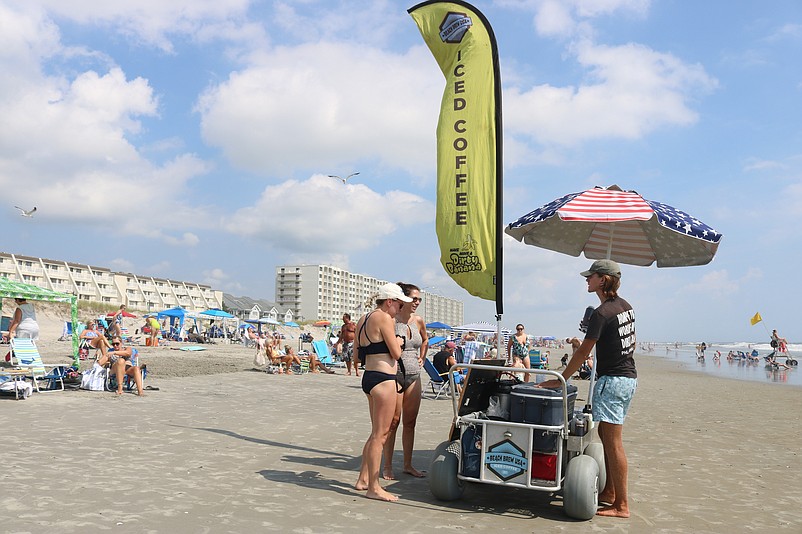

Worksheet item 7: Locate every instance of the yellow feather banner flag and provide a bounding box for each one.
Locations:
[750,312,762,326]
[409,1,503,312]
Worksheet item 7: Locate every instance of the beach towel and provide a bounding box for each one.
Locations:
[179,346,207,351]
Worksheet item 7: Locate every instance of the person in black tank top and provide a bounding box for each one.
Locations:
[540,259,637,519]
[353,283,411,502]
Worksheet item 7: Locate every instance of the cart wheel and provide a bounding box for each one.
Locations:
[563,455,599,520]
[429,440,464,501]
[583,442,606,492]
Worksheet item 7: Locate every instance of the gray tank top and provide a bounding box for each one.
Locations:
[395,317,423,376]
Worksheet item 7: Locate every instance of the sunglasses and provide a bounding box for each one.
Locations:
[516,327,524,331]
[411,297,422,303]
[112,342,121,346]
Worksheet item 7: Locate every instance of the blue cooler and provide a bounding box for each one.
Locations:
[509,383,578,452]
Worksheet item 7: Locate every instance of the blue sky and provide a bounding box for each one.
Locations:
[2,1,800,343]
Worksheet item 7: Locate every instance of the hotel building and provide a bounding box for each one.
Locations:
[275,264,464,326]
[0,251,222,313]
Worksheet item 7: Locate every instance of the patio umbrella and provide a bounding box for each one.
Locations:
[199,308,235,319]
[505,185,722,267]
[107,310,138,318]
[425,321,452,330]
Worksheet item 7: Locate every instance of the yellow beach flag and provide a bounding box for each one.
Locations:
[750,312,762,326]
[409,1,503,311]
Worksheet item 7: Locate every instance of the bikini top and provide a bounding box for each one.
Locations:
[357,312,391,359]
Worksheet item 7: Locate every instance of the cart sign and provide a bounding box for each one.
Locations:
[484,439,528,481]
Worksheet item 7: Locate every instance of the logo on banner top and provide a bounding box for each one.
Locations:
[439,12,472,43]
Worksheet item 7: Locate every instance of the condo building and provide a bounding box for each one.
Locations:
[0,251,222,313]
[275,264,464,326]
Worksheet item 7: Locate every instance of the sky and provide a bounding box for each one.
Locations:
[1,0,801,343]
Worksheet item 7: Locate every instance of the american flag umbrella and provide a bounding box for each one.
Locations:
[505,185,722,267]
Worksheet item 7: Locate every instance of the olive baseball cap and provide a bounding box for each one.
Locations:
[580,259,621,278]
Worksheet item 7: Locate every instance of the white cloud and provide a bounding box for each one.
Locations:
[224,174,433,253]
[504,41,717,145]
[534,0,576,38]
[109,257,134,272]
[743,158,788,172]
[196,42,440,177]
[34,0,254,52]
[0,7,216,237]
[680,268,762,299]
[785,181,802,216]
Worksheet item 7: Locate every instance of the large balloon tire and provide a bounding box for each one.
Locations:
[429,440,464,501]
[584,442,606,492]
[563,455,599,520]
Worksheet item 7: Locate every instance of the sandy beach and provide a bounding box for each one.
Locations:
[2,325,801,533]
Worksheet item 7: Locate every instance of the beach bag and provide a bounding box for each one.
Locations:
[253,350,266,368]
[80,363,107,391]
[770,339,778,348]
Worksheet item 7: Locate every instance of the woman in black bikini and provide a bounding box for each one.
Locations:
[353,283,412,502]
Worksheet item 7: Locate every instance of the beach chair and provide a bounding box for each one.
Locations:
[107,348,147,392]
[58,321,73,341]
[10,338,65,392]
[312,340,343,368]
[529,348,548,369]
[423,358,451,400]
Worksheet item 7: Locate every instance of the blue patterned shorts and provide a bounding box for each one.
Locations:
[592,375,637,425]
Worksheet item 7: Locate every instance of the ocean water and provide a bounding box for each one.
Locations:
[644,342,801,388]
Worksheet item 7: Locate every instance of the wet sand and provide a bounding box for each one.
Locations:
[1,347,800,533]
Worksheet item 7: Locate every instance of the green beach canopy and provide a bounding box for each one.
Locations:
[0,277,79,365]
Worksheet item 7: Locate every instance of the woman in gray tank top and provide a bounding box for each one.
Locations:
[382,282,429,480]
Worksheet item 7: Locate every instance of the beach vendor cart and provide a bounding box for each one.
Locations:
[429,360,604,520]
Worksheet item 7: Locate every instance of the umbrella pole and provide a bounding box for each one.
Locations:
[605,222,616,259]
[585,347,597,415]
[495,314,503,362]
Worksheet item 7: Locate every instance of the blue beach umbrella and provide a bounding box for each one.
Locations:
[426,321,452,330]
[199,308,235,319]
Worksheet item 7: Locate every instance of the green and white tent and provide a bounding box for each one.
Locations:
[0,277,79,365]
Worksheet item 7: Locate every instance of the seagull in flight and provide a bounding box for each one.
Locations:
[328,172,360,184]
[15,206,37,217]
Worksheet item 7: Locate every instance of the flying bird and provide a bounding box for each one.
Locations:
[328,172,360,184]
[15,206,37,217]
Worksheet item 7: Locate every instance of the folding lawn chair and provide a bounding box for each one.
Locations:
[312,340,344,368]
[10,338,65,392]
[423,358,451,400]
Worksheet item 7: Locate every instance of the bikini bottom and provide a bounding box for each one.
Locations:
[361,370,397,395]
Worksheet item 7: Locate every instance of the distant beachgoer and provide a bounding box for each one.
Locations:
[771,329,788,354]
[111,305,126,338]
[508,324,531,381]
[80,320,112,359]
[145,316,161,347]
[340,313,358,376]
[8,298,39,340]
[540,259,637,519]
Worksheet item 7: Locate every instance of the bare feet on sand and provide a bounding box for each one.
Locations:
[354,479,368,491]
[366,488,398,502]
[597,505,630,518]
[402,467,426,478]
[382,467,395,480]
